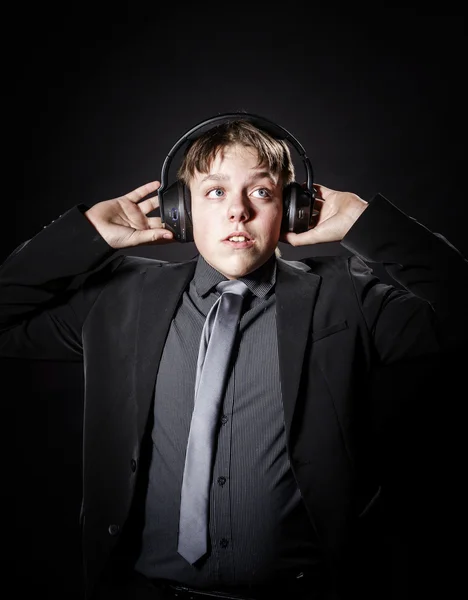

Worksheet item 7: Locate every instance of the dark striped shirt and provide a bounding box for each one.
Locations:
[134,254,323,587]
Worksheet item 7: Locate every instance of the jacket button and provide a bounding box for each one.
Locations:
[108,524,120,536]
[131,459,137,472]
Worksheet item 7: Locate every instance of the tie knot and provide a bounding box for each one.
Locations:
[216,280,250,297]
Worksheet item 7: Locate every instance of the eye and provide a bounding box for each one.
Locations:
[207,188,225,198]
[252,188,271,199]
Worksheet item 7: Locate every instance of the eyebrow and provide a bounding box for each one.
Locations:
[200,170,277,184]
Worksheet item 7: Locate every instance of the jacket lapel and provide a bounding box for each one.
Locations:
[134,258,197,440]
[133,256,321,443]
[276,259,321,439]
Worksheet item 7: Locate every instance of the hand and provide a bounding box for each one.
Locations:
[84,181,174,249]
[280,183,368,246]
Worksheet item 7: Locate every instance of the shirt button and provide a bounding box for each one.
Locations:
[217,476,226,486]
[108,524,120,536]
[220,538,229,549]
[130,459,137,472]
[220,415,229,425]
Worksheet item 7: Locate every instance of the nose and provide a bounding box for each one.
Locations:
[227,193,251,223]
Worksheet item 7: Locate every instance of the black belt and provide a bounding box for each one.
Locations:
[157,583,260,599]
[148,573,329,600]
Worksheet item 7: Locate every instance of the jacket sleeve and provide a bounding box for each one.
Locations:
[0,205,119,360]
[340,193,468,364]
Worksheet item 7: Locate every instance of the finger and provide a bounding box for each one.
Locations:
[312,198,324,209]
[310,198,323,224]
[313,183,334,199]
[281,225,337,247]
[126,181,161,203]
[145,216,164,229]
[137,195,160,215]
[129,227,174,246]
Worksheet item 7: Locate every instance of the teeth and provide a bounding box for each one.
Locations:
[229,236,247,242]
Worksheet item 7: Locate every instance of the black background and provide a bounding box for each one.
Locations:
[2,10,466,599]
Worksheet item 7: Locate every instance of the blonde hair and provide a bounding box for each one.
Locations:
[177,119,295,187]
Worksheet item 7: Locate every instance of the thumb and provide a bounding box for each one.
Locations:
[126,227,174,247]
[281,226,333,247]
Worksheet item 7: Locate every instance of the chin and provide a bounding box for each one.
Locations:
[218,257,264,280]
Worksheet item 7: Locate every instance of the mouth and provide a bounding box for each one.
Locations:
[223,231,255,249]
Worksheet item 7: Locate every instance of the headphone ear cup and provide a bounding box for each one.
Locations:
[159,181,194,242]
[182,183,194,243]
[281,182,314,234]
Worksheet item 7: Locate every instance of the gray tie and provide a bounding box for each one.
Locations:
[177,279,250,565]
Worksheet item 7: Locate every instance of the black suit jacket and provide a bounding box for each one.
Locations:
[1,193,467,597]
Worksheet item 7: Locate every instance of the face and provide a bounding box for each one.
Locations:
[189,144,283,279]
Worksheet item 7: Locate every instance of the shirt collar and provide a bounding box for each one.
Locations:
[193,254,277,299]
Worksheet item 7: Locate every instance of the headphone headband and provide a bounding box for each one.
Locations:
[158,112,314,192]
[157,112,316,242]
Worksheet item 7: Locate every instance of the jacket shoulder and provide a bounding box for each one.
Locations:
[279,252,356,275]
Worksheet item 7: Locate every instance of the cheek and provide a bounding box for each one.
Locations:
[190,203,204,231]
[191,206,215,245]
[265,208,283,238]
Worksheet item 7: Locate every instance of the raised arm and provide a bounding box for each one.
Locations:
[0,181,175,360]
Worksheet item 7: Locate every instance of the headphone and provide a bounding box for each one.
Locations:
[157,112,316,243]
